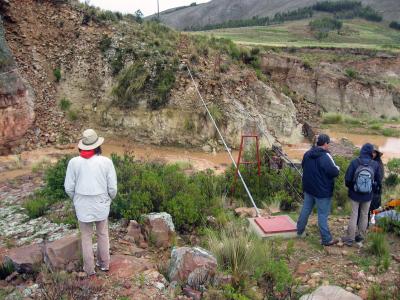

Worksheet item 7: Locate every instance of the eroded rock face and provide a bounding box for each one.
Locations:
[100,69,298,148]
[4,243,43,273]
[0,21,34,154]
[44,234,81,271]
[143,212,175,248]
[261,53,400,118]
[168,246,217,284]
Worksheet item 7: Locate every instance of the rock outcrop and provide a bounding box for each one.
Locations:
[300,285,362,300]
[44,234,81,271]
[143,212,175,248]
[168,246,217,285]
[4,243,42,273]
[261,53,400,118]
[0,19,34,154]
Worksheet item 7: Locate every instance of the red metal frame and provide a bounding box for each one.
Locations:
[230,134,261,196]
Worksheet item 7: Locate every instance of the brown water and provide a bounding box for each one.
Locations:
[1,132,399,183]
[283,130,400,163]
[0,141,237,182]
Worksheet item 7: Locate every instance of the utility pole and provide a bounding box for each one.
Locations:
[157,0,160,20]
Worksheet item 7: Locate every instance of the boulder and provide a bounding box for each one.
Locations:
[126,220,145,244]
[108,255,153,279]
[183,286,202,300]
[44,234,81,271]
[300,285,363,300]
[168,247,217,285]
[143,212,175,248]
[4,243,43,273]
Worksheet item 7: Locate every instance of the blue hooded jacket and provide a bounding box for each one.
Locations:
[345,143,382,202]
[302,146,340,198]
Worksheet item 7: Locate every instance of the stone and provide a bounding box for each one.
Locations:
[4,243,43,273]
[143,212,175,248]
[44,234,81,270]
[183,286,202,300]
[296,263,311,275]
[300,285,363,300]
[108,255,153,279]
[168,246,217,284]
[126,220,145,244]
[213,273,233,286]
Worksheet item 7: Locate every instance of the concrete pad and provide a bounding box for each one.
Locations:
[248,215,297,239]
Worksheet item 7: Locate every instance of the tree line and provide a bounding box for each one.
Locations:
[187,0,383,31]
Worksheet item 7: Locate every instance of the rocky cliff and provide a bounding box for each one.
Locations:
[261,52,400,118]
[0,0,299,153]
[0,17,34,154]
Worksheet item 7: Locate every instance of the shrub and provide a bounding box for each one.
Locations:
[367,233,389,257]
[23,196,50,218]
[150,68,176,110]
[322,112,344,124]
[367,284,386,300]
[207,226,261,288]
[390,21,400,30]
[53,68,61,82]
[99,35,112,53]
[59,98,71,111]
[112,62,149,108]
[110,154,225,231]
[110,50,125,76]
[385,174,399,187]
[184,118,195,132]
[43,156,71,200]
[67,110,78,121]
[0,260,15,280]
[309,17,342,39]
[208,104,224,125]
[387,158,400,174]
[255,258,294,297]
[345,68,358,79]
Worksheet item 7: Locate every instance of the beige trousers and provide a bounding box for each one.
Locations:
[79,219,110,275]
[346,200,371,241]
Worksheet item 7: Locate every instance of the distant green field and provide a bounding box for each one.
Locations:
[193,19,400,50]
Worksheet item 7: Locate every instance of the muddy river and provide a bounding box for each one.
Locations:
[1,132,399,183]
[283,130,400,163]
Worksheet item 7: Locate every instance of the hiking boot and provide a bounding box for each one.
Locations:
[322,239,339,246]
[355,235,364,243]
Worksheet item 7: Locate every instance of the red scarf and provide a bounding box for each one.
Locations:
[80,149,96,159]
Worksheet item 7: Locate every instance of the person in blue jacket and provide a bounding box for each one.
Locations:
[297,134,340,246]
[342,143,382,246]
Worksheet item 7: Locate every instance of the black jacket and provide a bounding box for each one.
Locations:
[302,146,340,198]
[345,143,382,202]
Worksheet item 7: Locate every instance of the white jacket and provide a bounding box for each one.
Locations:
[64,155,117,222]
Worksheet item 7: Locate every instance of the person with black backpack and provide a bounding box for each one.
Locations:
[342,143,382,246]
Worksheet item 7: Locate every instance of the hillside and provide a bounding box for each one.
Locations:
[194,18,400,50]
[155,0,400,30]
[0,0,299,154]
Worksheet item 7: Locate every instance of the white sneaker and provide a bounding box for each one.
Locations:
[96,261,109,272]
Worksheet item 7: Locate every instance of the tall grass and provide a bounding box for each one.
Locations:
[206,224,267,288]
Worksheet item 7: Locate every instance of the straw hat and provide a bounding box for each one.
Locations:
[78,129,104,150]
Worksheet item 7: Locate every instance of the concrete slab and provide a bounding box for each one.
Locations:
[248,215,297,239]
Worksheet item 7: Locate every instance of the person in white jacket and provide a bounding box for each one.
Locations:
[64,129,117,276]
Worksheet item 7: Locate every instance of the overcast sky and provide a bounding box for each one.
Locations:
[81,0,210,17]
